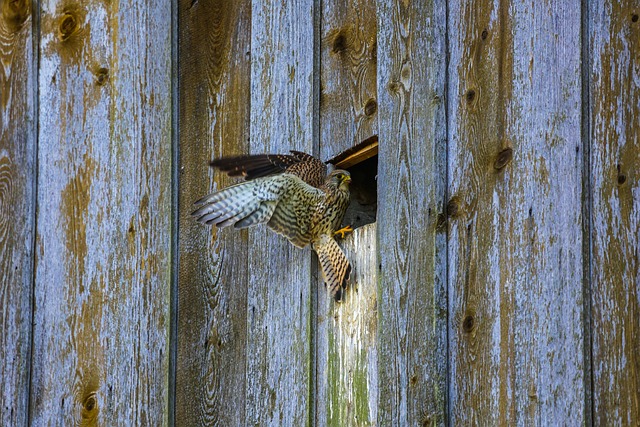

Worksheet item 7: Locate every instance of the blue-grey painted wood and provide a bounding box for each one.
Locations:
[30,1,172,424]
[245,1,316,425]
[316,224,378,426]
[318,0,377,161]
[447,1,585,424]
[589,1,640,423]
[315,0,378,424]
[175,0,252,425]
[0,2,35,426]
[376,0,448,425]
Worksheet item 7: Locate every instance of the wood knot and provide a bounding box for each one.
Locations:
[632,13,639,23]
[462,314,475,333]
[2,0,30,31]
[332,31,347,53]
[84,394,96,411]
[95,67,109,86]
[481,29,489,40]
[465,89,476,103]
[446,197,460,218]
[617,164,626,185]
[81,392,98,420]
[494,147,513,170]
[364,98,377,116]
[410,374,418,386]
[59,13,79,41]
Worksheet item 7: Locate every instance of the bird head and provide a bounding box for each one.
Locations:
[328,169,351,190]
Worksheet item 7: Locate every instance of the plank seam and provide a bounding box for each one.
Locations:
[168,0,180,424]
[310,0,321,424]
[444,0,451,424]
[243,4,252,423]
[580,0,594,425]
[26,0,41,424]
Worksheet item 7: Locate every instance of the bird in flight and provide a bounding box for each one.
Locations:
[192,151,353,301]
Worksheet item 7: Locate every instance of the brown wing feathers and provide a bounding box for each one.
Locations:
[210,153,299,179]
[209,151,327,188]
[199,151,351,301]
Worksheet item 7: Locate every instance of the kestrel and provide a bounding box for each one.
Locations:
[192,151,353,301]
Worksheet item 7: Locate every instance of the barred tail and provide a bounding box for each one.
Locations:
[313,235,351,302]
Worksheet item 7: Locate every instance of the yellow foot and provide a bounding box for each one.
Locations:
[333,225,353,239]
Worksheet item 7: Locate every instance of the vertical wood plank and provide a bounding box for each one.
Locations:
[319,0,377,160]
[315,1,378,425]
[30,0,172,424]
[245,1,315,424]
[448,1,584,424]
[176,0,251,425]
[316,224,378,426]
[589,1,640,424]
[376,0,448,425]
[0,1,35,425]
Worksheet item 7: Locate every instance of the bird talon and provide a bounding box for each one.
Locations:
[333,225,353,239]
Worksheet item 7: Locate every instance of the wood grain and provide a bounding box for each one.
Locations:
[589,1,640,424]
[448,0,584,424]
[176,0,251,425]
[316,0,377,424]
[376,0,448,425]
[320,0,377,160]
[30,0,172,424]
[0,1,35,425]
[245,1,316,425]
[316,224,378,426]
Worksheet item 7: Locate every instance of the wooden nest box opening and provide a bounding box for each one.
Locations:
[328,135,378,230]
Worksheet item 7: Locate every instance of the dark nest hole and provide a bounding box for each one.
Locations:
[328,135,378,230]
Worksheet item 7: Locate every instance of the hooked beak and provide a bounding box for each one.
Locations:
[343,176,352,184]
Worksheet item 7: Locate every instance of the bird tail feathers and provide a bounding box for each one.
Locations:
[313,235,351,302]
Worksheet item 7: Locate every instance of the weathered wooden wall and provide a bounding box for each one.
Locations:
[176,0,251,424]
[376,0,448,425]
[1,0,638,425]
[6,0,173,424]
[0,1,35,426]
[448,1,585,424]
[589,1,640,424]
[316,0,378,425]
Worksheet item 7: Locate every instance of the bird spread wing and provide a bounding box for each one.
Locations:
[209,150,327,188]
[313,234,351,302]
[192,173,324,248]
